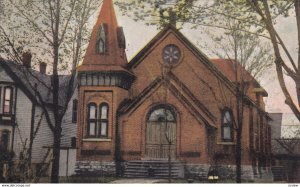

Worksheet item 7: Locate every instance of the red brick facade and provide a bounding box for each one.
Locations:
[76,0,271,178]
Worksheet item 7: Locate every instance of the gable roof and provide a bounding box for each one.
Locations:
[211,58,242,82]
[118,73,217,128]
[126,25,236,93]
[0,58,72,107]
[211,58,268,96]
[127,25,270,114]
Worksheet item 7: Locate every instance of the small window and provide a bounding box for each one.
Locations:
[0,130,10,150]
[221,109,233,141]
[71,137,76,148]
[72,99,78,123]
[3,87,13,114]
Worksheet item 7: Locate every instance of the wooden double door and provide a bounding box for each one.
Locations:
[145,121,176,159]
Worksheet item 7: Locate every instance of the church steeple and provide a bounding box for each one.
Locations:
[78,0,127,72]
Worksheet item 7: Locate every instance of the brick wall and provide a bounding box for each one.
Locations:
[75,28,272,178]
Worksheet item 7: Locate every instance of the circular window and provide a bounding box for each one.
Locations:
[162,44,181,65]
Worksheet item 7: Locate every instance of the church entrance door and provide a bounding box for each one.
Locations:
[145,106,176,159]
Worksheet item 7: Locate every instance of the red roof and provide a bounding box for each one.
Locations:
[210,58,254,83]
[78,0,127,72]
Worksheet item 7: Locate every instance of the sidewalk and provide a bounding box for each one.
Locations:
[110,178,168,183]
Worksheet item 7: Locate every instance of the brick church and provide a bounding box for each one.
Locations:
[75,0,272,179]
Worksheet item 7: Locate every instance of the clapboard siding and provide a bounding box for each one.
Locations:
[61,89,78,148]
[31,106,54,162]
[13,88,33,160]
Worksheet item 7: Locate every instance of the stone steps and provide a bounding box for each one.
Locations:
[123,160,184,178]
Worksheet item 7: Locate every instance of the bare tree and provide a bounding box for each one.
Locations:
[0,0,100,182]
[207,18,273,182]
[115,0,300,123]
[213,0,300,121]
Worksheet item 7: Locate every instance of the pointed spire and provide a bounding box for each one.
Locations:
[78,0,127,72]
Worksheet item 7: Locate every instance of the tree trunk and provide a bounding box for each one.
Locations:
[50,3,61,180]
[50,126,62,183]
[115,113,122,177]
[295,0,300,108]
[236,125,242,183]
[168,141,171,183]
[235,97,242,183]
[235,69,245,183]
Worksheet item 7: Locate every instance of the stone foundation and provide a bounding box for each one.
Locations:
[74,161,116,176]
[74,161,267,181]
[184,164,210,180]
[184,164,256,181]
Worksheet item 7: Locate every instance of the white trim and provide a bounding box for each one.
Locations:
[82,138,111,142]
[217,141,236,145]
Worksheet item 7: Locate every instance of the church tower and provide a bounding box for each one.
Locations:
[76,0,134,172]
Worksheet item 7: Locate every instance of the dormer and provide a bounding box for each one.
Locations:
[96,23,108,54]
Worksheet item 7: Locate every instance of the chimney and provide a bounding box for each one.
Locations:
[22,52,32,68]
[39,62,47,74]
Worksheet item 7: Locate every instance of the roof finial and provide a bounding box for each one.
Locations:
[159,5,177,28]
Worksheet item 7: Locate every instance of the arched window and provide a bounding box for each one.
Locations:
[148,106,176,122]
[99,103,108,137]
[87,103,97,137]
[86,102,109,138]
[3,87,13,114]
[222,109,233,141]
[96,24,107,54]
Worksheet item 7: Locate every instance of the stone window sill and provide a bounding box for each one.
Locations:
[217,141,236,145]
[82,138,111,142]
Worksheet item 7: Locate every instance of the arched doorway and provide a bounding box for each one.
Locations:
[145,105,176,159]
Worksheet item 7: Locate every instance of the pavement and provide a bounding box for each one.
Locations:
[110,178,169,183]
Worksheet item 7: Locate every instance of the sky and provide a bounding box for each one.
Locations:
[104,4,298,115]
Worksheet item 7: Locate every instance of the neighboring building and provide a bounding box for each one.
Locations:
[0,53,76,177]
[75,0,272,180]
[270,113,300,182]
